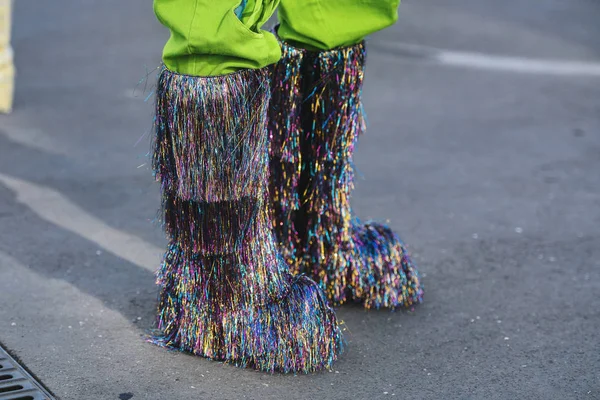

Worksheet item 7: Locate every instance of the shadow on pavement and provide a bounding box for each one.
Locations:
[0,131,159,329]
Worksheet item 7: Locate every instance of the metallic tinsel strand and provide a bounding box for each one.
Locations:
[152,66,342,373]
[269,39,424,309]
[268,42,306,272]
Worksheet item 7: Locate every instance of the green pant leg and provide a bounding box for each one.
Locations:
[277,0,400,50]
[154,0,281,76]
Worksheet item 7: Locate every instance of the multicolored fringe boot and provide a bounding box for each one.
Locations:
[269,38,424,310]
[152,66,342,373]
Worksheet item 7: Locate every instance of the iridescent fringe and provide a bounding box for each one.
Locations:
[152,66,341,372]
[352,222,423,309]
[269,40,424,310]
[300,44,366,306]
[153,67,287,304]
[268,42,305,272]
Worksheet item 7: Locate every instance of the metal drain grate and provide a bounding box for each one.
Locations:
[0,345,55,400]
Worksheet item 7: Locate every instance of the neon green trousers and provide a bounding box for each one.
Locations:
[154,0,400,76]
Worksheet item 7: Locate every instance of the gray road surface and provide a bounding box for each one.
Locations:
[1,0,599,399]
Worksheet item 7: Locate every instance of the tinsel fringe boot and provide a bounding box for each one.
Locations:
[269,39,424,310]
[152,66,342,373]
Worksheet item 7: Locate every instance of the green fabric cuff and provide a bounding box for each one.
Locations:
[154,0,281,76]
[278,0,400,51]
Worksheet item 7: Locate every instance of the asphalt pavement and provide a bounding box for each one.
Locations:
[0,0,599,399]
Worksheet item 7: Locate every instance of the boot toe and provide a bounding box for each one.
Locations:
[352,221,424,309]
[153,255,342,374]
[252,274,342,373]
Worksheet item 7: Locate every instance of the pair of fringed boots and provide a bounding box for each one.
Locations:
[152,39,423,373]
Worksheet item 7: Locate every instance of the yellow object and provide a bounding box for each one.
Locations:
[0,0,14,113]
[0,47,14,113]
[0,0,11,46]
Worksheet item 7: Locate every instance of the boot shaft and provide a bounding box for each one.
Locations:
[154,67,290,306]
[269,40,367,213]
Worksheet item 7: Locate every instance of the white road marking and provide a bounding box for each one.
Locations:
[376,42,600,77]
[438,51,600,76]
[0,172,162,273]
[0,125,67,155]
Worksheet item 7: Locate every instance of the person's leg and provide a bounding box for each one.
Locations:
[269,0,424,309]
[151,0,342,372]
[277,0,399,51]
[154,0,281,76]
